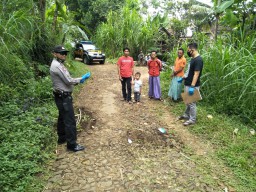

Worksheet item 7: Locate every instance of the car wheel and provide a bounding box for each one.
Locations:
[100,60,105,64]
[83,56,90,64]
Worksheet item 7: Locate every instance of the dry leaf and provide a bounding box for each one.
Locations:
[233,128,239,134]
[249,129,255,135]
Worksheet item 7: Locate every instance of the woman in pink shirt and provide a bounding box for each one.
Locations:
[147,51,162,100]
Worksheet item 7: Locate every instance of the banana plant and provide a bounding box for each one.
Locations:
[45,0,89,44]
[213,0,234,40]
[186,0,234,40]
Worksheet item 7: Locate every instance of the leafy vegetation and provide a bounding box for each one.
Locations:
[1,0,256,191]
[201,34,256,123]
[0,60,88,191]
[66,0,125,35]
[161,32,256,191]
[0,100,56,192]
[94,0,163,58]
[0,0,88,191]
[161,100,256,191]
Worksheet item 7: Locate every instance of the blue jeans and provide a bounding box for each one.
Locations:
[134,92,141,102]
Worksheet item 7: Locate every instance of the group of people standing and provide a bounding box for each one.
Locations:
[167,43,203,126]
[137,51,151,66]
[117,48,163,104]
[117,43,204,127]
[49,42,203,152]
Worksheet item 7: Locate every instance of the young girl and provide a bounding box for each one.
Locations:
[132,72,142,103]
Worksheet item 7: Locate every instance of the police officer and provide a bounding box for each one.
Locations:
[50,45,90,152]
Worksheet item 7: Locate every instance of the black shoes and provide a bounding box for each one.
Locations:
[58,138,85,152]
[178,115,189,120]
[67,144,85,152]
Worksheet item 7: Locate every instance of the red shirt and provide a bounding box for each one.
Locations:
[117,56,134,77]
[148,59,162,76]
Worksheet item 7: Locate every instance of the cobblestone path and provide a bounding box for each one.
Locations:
[44,63,235,192]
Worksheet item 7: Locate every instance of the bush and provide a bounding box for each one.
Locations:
[162,33,256,125]
[0,101,57,192]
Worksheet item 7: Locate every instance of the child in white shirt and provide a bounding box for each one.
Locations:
[133,72,142,103]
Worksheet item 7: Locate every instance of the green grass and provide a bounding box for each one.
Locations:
[165,100,256,191]
[0,101,57,192]
[0,60,89,192]
[159,34,256,190]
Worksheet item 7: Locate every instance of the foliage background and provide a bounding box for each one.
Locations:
[1,0,256,191]
[0,0,88,191]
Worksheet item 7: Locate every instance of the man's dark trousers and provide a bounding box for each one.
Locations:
[121,77,132,101]
[54,93,77,147]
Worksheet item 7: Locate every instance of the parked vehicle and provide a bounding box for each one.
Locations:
[73,41,105,64]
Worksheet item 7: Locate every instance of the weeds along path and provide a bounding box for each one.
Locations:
[44,63,237,192]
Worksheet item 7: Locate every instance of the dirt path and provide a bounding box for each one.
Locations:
[44,63,235,192]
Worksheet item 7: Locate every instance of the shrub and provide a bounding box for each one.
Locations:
[0,101,57,192]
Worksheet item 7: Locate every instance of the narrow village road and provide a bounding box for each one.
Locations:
[44,63,235,192]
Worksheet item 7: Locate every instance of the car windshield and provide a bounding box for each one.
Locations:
[82,44,97,50]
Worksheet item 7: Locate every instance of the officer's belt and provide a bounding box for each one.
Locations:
[53,90,72,96]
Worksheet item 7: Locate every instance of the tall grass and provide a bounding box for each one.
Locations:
[200,34,256,124]
[0,1,71,191]
[161,33,256,125]
[0,10,35,86]
[160,33,256,190]
[94,0,161,58]
[0,3,59,102]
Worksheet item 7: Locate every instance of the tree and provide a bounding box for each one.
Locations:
[213,0,234,40]
[184,0,213,33]
[178,0,235,40]
[66,0,125,36]
[37,0,46,23]
[221,0,256,40]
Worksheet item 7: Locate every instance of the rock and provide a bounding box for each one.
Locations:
[78,179,87,185]
[102,159,108,164]
[132,170,141,175]
[61,185,70,191]
[86,166,94,172]
[48,174,62,183]
[58,164,68,169]
[99,180,113,188]
[87,177,95,183]
[228,186,236,192]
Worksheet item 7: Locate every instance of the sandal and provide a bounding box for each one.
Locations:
[183,120,195,126]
